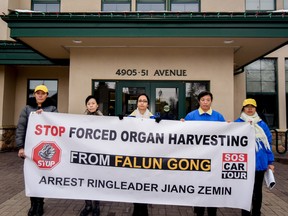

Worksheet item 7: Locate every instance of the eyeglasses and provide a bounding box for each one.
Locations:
[138,100,148,103]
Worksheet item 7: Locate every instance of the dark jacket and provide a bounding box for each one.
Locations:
[85,109,103,116]
[15,97,58,149]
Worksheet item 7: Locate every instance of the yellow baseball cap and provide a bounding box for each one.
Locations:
[34,85,48,93]
[243,98,257,107]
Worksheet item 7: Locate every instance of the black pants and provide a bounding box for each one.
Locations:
[30,197,44,204]
[194,207,217,216]
[242,170,265,216]
[133,203,148,216]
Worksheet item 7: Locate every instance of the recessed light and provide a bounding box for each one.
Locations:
[224,40,234,44]
[73,40,82,44]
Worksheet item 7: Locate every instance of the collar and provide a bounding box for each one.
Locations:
[198,107,213,115]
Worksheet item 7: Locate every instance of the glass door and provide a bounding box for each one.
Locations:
[151,82,185,120]
[116,81,185,119]
[116,81,150,116]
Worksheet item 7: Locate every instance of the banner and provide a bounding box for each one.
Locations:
[24,112,255,210]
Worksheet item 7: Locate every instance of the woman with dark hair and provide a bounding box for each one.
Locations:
[235,98,274,216]
[184,90,225,216]
[79,95,102,216]
[129,93,155,216]
[129,93,154,119]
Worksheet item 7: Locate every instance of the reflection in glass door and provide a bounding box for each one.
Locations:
[154,88,178,120]
[117,82,185,119]
[122,87,146,115]
[116,82,150,116]
[151,82,184,119]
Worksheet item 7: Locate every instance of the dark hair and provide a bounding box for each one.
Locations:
[197,91,213,102]
[85,95,98,105]
[137,93,150,105]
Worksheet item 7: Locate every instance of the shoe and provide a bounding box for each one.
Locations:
[80,204,92,216]
[27,202,36,216]
[34,200,44,216]
[92,206,100,216]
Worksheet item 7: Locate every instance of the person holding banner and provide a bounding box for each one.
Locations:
[184,90,225,216]
[129,93,155,216]
[79,95,103,216]
[16,84,57,216]
[235,98,274,216]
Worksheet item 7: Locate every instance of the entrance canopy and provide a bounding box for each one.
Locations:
[1,11,288,70]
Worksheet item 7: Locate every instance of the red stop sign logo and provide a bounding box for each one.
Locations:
[32,141,61,169]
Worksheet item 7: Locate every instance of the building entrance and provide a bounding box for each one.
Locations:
[93,80,208,119]
[116,81,185,119]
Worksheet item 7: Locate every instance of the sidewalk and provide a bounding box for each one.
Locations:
[1,151,288,216]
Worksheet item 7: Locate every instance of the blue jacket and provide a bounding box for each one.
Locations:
[184,109,225,122]
[235,118,274,171]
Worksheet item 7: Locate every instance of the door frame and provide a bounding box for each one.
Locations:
[116,81,185,119]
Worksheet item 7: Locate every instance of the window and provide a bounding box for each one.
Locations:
[28,80,58,107]
[246,59,276,93]
[171,0,199,12]
[32,0,60,12]
[185,81,209,114]
[285,0,288,10]
[137,0,165,11]
[245,0,275,11]
[102,0,131,11]
[245,59,278,128]
[92,81,116,116]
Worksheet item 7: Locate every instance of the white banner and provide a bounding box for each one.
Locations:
[24,112,255,210]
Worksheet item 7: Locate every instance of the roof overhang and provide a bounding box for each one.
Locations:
[1,11,288,70]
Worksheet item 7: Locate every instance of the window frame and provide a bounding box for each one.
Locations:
[245,0,276,11]
[136,0,166,11]
[170,0,200,12]
[32,0,60,12]
[284,0,288,9]
[102,0,131,12]
[245,58,278,128]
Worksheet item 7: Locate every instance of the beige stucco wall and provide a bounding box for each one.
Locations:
[234,72,246,119]
[69,47,234,120]
[61,0,101,12]
[202,0,245,12]
[14,66,69,125]
[0,66,5,125]
[0,0,31,40]
[2,66,16,126]
[0,0,9,40]
[0,66,15,126]
[266,45,288,130]
[7,0,31,10]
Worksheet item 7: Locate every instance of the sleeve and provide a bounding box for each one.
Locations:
[261,121,272,144]
[261,121,274,164]
[184,112,193,121]
[52,106,58,113]
[15,107,29,149]
[218,113,225,122]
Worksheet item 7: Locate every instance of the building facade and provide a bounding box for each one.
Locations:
[0,0,288,150]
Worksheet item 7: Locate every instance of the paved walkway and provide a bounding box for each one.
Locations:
[0,151,288,216]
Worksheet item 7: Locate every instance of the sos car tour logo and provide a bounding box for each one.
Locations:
[222,153,248,180]
[32,141,61,169]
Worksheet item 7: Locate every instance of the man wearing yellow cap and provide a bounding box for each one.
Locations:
[16,85,57,216]
[235,98,274,216]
